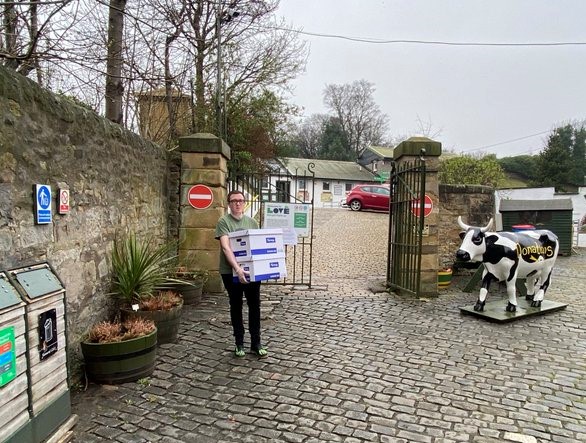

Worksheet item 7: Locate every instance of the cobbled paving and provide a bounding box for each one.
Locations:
[71,208,586,443]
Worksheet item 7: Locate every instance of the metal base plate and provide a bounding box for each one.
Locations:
[460,298,567,323]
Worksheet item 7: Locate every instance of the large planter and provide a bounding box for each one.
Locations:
[81,329,157,384]
[121,301,183,345]
[169,281,203,306]
[182,281,203,305]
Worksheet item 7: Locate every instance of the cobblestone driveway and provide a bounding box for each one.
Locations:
[71,208,586,443]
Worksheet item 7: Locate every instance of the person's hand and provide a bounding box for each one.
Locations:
[235,266,249,284]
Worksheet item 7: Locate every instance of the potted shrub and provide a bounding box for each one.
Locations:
[80,317,157,384]
[120,290,183,344]
[110,232,184,344]
[167,266,209,306]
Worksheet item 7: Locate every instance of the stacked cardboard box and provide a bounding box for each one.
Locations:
[229,228,287,282]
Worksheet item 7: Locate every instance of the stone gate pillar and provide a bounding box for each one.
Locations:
[178,133,230,294]
[393,136,442,297]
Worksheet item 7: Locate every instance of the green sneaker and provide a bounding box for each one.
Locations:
[252,345,268,358]
[234,345,245,358]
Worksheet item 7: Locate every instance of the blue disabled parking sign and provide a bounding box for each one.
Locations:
[35,184,52,224]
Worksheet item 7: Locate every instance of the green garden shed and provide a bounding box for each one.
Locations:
[500,199,573,255]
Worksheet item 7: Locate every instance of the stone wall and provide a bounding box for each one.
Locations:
[0,66,170,373]
[438,184,495,270]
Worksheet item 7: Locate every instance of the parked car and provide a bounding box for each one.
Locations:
[343,184,390,212]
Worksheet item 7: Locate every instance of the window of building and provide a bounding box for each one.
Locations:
[323,181,330,191]
[345,183,353,192]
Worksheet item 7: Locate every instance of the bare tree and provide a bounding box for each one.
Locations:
[295,114,328,158]
[1,0,75,79]
[2,0,307,150]
[323,79,389,158]
[105,0,126,123]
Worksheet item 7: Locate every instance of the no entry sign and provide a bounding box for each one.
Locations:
[188,184,213,209]
[411,194,433,217]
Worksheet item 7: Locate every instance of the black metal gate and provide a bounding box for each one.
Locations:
[386,158,427,296]
[228,162,315,288]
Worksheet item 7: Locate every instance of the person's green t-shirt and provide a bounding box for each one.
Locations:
[215,213,259,274]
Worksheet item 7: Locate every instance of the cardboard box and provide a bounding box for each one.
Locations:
[229,228,285,262]
[232,257,287,282]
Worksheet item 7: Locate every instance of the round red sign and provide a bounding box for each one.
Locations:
[188,184,213,209]
[411,194,433,217]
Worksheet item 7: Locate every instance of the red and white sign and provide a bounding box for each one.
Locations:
[188,184,213,209]
[411,194,433,217]
[58,189,70,214]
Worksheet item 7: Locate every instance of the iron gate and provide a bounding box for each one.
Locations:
[228,162,315,288]
[386,158,427,296]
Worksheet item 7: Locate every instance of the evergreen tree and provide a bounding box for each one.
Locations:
[535,124,585,191]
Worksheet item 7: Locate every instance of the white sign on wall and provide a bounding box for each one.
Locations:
[263,203,311,245]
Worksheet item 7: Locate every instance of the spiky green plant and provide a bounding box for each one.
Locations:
[110,233,177,305]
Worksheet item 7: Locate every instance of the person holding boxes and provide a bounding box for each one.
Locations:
[215,190,268,358]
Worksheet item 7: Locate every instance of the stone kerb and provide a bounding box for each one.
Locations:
[394,136,442,297]
[178,133,230,293]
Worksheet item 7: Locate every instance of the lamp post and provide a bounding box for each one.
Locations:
[216,2,223,139]
[215,2,239,141]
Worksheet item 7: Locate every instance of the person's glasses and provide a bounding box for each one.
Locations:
[229,199,245,204]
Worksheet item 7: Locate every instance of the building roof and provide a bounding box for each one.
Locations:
[279,157,378,182]
[357,145,394,167]
[500,199,573,211]
[367,146,394,159]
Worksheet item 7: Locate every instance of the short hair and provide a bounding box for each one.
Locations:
[227,190,245,202]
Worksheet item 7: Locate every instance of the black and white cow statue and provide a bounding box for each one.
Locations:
[456,216,559,312]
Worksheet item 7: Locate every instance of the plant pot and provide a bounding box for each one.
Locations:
[438,269,453,288]
[81,329,157,384]
[170,281,203,306]
[121,301,183,345]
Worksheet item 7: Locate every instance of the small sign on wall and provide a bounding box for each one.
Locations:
[34,184,52,224]
[58,188,70,214]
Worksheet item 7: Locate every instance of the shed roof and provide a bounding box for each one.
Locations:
[500,199,573,211]
[279,157,377,182]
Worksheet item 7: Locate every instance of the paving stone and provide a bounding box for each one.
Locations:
[70,209,586,443]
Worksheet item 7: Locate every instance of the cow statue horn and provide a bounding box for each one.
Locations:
[457,216,494,232]
[480,218,494,233]
[457,216,471,231]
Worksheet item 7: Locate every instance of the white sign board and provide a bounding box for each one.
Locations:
[263,203,311,245]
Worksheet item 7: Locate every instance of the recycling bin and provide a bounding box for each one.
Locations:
[0,271,32,443]
[6,263,72,443]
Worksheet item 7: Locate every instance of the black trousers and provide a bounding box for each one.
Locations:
[221,274,262,348]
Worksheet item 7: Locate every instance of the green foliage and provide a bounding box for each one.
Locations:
[535,124,586,191]
[110,233,177,305]
[439,154,505,187]
[319,118,353,161]
[226,90,299,164]
[497,155,540,182]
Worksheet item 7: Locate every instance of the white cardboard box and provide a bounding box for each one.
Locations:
[232,257,287,282]
[229,228,285,262]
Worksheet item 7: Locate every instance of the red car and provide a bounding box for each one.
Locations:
[344,184,390,212]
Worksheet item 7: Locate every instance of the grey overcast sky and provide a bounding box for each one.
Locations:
[276,0,586,158]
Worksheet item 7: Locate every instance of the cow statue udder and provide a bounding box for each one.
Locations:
[455,216,559,312]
